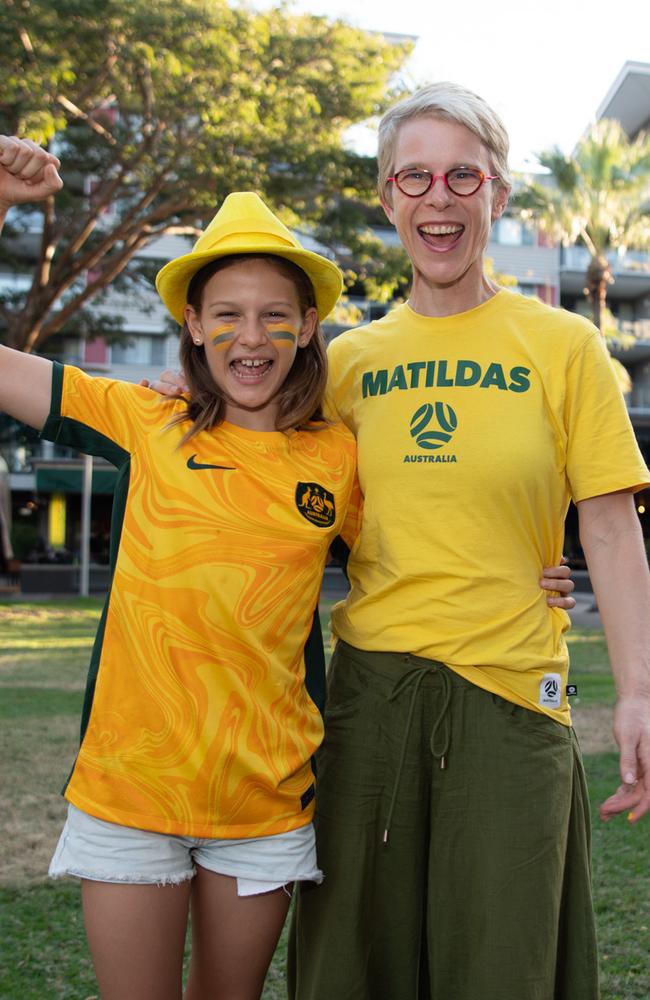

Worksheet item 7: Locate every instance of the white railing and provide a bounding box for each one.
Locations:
[561,246,650,275]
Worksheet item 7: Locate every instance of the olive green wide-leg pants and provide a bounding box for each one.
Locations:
[288,641,599,1000]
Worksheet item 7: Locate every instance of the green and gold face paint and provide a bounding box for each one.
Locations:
[209,322,237,350]
[207,319,300,351]
[265,321,299,347]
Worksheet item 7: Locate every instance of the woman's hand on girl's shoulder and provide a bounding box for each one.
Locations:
[139,370,189,396]
[540,559,575,609]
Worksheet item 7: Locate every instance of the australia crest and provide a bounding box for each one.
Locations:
[295,482,336,528]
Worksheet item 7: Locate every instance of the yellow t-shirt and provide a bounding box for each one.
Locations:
[326,290,649,724]
[42,363,360,837]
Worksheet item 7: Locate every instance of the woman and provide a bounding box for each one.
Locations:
[286,83,650,1000]
[0,135,362,1000]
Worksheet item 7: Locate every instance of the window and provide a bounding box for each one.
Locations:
[492,218,535,246]
[111,335,166,365]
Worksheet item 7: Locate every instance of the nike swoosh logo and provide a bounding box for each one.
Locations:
[187,455,236,471]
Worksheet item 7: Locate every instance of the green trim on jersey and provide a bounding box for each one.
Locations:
[42,365,134,788]
[304,606,327,718]
[76,460,131,748]
[42,362,131,468]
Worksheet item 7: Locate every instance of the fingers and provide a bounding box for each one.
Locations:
[540,564,575,608]
[161,369,189,393]
[0,135,59,178]
[144,370,188,397]
[141,372,188,398]
[608,698,650,822]
[541,565,574,592]
[540,568,574,608]
[541,563,573,584]
[146,379,184,397]
[600,779,649,824]
[545,594,576,609]
[599,783,640,821]
[0,135,63,204]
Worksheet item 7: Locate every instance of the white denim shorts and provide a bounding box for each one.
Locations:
[49,803,323,896]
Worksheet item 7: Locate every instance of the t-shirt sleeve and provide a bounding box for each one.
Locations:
[338,467,364,550]
[565,330,649,501]
[41,362,174,465]
[324,338,347,424]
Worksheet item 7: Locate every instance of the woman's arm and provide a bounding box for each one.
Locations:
[578,491,650,822]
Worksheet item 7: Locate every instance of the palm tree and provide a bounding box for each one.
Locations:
[514,119,650,333]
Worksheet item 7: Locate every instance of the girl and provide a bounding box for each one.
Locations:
[0,135,575,1000]
[0,135,359,1000]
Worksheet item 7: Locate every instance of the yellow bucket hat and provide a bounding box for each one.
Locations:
[156,192,343,323]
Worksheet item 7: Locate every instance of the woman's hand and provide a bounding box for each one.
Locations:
[540,559,575,609]
[600,693,650,823]
[139,370,189,396]
[0,136,63,213]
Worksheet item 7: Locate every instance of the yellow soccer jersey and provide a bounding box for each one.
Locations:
[325,290,649,724]
[42,363,360,838]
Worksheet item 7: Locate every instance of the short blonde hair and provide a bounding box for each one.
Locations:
[378,81,512,201]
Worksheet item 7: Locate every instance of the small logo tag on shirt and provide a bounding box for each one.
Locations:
[187,454,236,471]
[566,683,579,697]
[300,784,315,810]
[539,673,562,709]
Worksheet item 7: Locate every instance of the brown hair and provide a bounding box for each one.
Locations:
[173,254,328,443]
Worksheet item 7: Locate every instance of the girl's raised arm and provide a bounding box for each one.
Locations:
[0,345,53,431]
[0,136,63,428]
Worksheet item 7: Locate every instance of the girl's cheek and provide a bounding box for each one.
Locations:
[209,323,236,350]
[266,321,299,348]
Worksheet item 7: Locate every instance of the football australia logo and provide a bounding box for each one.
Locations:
[295,482,336,528]
[405,402,458,464]
[410,402,457,449]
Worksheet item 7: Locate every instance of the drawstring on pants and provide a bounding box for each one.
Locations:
[382,662,452,844]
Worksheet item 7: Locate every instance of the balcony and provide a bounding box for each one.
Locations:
[560,246,650,298]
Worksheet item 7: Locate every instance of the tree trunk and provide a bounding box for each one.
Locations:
[584,254,612,334]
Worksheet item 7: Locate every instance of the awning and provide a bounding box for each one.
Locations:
[35,466,118,495]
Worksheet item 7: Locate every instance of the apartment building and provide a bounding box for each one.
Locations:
[2,62,649,582]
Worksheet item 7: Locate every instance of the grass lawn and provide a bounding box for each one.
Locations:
[0,599,648,999]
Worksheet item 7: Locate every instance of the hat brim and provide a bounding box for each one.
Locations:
[156,245,343,324]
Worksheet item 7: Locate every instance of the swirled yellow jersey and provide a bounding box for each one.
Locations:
[42,363,360,837]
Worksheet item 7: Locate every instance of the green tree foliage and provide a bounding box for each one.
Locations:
[0,0,413,351]
[514,119,650,333]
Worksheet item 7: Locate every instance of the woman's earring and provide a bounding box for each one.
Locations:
[193,339,202,346]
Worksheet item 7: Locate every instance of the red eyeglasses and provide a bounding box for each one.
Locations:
[387,167,498,198]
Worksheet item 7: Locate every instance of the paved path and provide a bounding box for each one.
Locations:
[566,592,602,629]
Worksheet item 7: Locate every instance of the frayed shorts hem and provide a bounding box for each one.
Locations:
[48,867,195,887]
[49,803,323,896]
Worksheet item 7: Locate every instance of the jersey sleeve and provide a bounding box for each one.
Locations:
[565,330,649,501]
[41,362,176,465]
